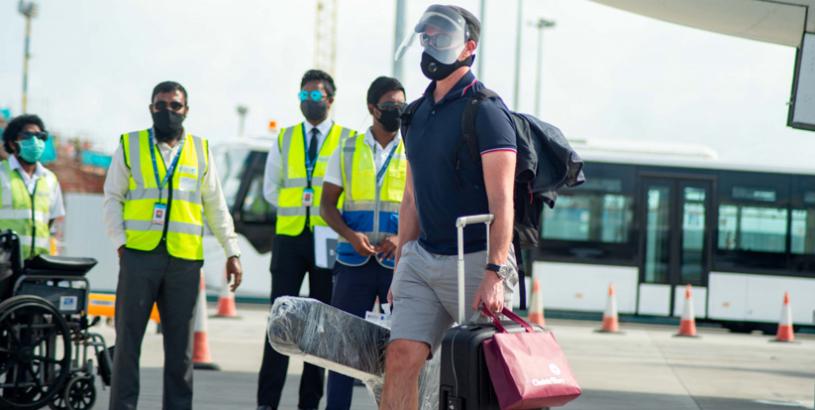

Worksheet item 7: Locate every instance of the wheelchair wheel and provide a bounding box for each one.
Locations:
[48,387,68,410]
[0,295,72,409]
[64,376,95,410]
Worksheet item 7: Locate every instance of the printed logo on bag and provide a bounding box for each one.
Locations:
[531,363,566,387]
[531,376,565,386]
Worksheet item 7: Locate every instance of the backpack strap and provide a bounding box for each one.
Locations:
[460,88,500,162]
[400,97,425,144]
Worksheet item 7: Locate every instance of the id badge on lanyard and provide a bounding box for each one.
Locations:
[303,124,323,208]
[302,187,314,207]
[152,203,168,225]
[149,131,184,226]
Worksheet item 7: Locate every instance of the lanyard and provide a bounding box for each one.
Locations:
[375,143,399,186]
[302,123,326,186]
[149,131,185,201]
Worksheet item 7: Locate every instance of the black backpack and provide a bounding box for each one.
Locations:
[401,87,586,308]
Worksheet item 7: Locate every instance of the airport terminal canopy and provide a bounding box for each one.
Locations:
[593,0,815,131]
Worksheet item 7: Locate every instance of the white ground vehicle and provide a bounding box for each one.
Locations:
[536,139,815,332]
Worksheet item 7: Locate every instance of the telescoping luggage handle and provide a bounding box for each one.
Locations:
[455,214,494,324]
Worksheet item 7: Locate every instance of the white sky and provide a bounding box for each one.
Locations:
[1,0,814,169]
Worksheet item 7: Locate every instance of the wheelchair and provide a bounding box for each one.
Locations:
[0,231,111,410]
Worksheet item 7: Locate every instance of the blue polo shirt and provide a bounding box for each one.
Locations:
[405,71,516,255]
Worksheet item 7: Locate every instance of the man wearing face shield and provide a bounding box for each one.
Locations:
[0,114,65,260]
[258,70,356,410]
[384,5,519,408]
[319,76,407,410]
[103,81,243,410]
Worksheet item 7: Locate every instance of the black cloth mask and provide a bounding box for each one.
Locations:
[420,52,475,81]
[152,110,185,140]
[301,100,329,123]
[378,109,402,132]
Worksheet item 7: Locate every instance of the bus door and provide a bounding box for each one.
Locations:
[637,176,713,317]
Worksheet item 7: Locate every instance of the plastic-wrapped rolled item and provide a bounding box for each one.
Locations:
[267,296,388,384]
[267,296,440,407]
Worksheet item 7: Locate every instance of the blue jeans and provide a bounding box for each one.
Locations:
[325,258,393,410]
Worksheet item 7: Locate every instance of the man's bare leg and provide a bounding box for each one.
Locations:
[380,339,430,410]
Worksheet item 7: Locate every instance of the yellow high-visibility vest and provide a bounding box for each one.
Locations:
[0,160,57,259]
[335,133,406,267]
[121,129,209,260]
[276,122,354,236]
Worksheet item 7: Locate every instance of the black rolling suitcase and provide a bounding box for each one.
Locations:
[438,214,548,410]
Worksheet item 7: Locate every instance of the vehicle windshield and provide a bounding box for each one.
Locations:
[213,145,251,210]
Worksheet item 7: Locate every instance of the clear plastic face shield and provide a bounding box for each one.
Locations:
[394,5,469,64]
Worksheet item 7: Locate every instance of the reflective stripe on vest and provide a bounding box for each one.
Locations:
[336,134,406,268]
[0,160,56,259]
[276,123,354,236]
[121,129,208,260]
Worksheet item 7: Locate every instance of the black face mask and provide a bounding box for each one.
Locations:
[420,52,475,81]
[301,100,329,123]
[152,110,185,140]
[378,109,402,132]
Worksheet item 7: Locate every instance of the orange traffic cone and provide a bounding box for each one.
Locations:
[596,283,620,333]
[527,278,545,326]
[214,269,239,318]
[193,271,219,370]
[675,284,698,337]
[774,292,795,343]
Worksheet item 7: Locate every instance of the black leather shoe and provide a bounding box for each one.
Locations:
[256,406,274,410]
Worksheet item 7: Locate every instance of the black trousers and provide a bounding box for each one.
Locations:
[257,230,333,409]
[109,245,203,410]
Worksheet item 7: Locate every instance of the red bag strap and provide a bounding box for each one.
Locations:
[480,306,507,332]
[479,306,534,333]
[500,308,534,333]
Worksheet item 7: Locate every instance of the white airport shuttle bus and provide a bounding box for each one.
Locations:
[66,137,815,332]
[537,139,815,333]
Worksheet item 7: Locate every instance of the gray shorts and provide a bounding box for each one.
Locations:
[389,240,518,352]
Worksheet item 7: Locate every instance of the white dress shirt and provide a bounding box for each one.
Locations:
[262,119,333,207]
[103,131,240,258]
[323,128,401,188]
[7,155,66,220]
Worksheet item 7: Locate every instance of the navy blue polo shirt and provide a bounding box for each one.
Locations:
[405,71,516,255]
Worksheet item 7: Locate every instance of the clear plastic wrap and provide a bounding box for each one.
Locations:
[267,296,440,408]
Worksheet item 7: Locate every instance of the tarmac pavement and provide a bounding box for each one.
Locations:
[90,304,815,410]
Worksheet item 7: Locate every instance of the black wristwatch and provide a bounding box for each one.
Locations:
[485,263,510,280]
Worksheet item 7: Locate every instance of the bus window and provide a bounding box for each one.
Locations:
[791,209,815,254]
[714,173,791,272]
[791,182,815,256]
[717,205,788,253]
[542,193,632,243]
[539,163,637,266]
[643,185,671,283]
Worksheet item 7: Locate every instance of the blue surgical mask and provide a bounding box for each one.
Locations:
[18,137,46,163]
